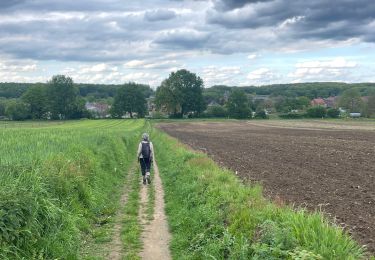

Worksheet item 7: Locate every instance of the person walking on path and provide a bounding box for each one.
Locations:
[137,133,154,185]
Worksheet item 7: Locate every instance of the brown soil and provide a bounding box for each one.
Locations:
[157,120,375,254]
[139,160,172,260]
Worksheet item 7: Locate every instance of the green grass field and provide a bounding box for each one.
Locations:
[0,119,368,259]
[0,120,144,259]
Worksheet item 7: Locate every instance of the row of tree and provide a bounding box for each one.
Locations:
[1,69,374,120]
[0,75,87,120]
[109,70,206,119]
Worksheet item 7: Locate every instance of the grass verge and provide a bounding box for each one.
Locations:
[152,129,366,259]
[121,165,142,260]
[0,120,144,259]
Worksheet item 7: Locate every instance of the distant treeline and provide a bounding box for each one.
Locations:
[0,82,154,100]
[1,82,374,101]
[204,82,375,104]
[1,78,375,120]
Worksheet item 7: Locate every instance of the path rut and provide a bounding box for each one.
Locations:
[139,160,172,260]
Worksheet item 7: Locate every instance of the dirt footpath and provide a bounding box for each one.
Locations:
[139,160,172,260]
[157,121,375,254]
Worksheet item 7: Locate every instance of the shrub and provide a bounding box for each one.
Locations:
[205,105,228,118]
[255,110,268,119]
[306,106,327,118]
[150,111,167,119]
[279,112,305,119]
[327,108,340,118]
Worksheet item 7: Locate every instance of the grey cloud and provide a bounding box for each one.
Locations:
[144,9,176,21]
[208,0,375,43]
[0,0,374,65]
[0,15,153,61]
[0,0,156,13]
[0,0,25,9]
[154,30,210,50]
[214,0,273,11]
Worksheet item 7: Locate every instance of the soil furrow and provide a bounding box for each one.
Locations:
[158,121,375,254]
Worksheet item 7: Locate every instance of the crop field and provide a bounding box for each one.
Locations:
[158,119,375,254]
[0,119,144,259]
[0,118,370,259]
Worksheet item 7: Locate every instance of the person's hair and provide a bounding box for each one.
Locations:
[142,133,149,141]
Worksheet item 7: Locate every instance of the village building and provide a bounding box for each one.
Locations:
[85,102,111,118]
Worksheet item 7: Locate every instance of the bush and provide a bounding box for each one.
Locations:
[255,110,268,119]
[205,105,228,118]
[149,111,167,119]
[306,106,327,118]
[279,112,305,119]
[5,100,30,120]
[327,108,340,118]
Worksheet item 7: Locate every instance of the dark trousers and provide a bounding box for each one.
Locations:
[139,157,151,176]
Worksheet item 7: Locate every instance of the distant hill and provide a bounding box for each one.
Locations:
[203,82,375,104]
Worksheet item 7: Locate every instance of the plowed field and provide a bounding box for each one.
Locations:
[158,120,375,253]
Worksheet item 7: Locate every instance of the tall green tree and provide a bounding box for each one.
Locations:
[111,82,147,118]
[5,100,30,120]
[47,75,79,119]
[155,69,205,117]
[21,84,48,119]
[338,88,364,113]
[226,89,251,119]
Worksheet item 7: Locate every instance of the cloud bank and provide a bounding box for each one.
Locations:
[0,0,374,85]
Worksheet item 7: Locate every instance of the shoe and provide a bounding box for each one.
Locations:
[146,172,151,184]
[143,176,146,185]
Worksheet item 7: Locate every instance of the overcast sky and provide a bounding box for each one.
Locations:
[0,0,375,87]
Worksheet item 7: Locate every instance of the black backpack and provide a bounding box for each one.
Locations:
[141,142,151,158]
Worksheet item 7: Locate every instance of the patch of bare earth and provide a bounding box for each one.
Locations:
[139,160,172,260]
[157,121,375,254]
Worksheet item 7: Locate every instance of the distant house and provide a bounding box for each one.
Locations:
[311,98,326,107]
[85,102,111,118]
[147,96,156,112]
[311,96,339,108]
[324,96,339,108]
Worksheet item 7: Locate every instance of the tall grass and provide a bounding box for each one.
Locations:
[152,129,366,259]
[0,120,144,259]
